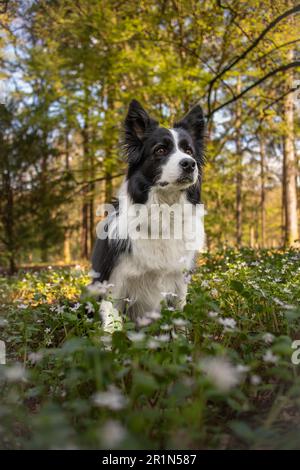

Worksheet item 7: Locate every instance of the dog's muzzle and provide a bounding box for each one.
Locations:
[177,158,196,183]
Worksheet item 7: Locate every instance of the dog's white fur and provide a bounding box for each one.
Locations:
[158,129,197,187]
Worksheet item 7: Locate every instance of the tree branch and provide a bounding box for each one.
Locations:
[207,3,300,114]
[207,61,300,119]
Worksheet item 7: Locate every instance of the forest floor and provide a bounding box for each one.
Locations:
[0,248,300,449]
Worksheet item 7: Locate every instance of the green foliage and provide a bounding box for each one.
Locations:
[1,249,300,449]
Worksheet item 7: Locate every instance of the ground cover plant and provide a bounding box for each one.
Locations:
[1,248,300,449]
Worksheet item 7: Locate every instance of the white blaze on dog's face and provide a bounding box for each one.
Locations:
[157,128,198,189]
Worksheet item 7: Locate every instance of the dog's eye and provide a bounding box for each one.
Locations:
[155,146,167,156]
[185,147,193,156]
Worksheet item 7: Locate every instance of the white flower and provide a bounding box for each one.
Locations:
[127,331,145,342]
[167,306,175,311]
[160,323,172,331]
[92,385,127,410]
[85,302,95,315]
[210,288,218,297]
[0,319,8,327]
[90,36,99,45]
[5,364,27,382]
[251,375,261,385]
[173,318,188,327]
[155,334,170,343]
[262,333,275,344]
[18,303,28,309]
[218,317,237,331]
[136,317,152,327]
[147,339,160,350]
[70,302,81,312]
[201,280,209,288]
[145,311,161,320]
[46,339,52,346]
[88,269,100,279]
[28,352,43,364]
[208,311,219,318]
[263,350,278,363]
[100,335,112,346]
[236,364,250,373]
[88,281,114,296]
[45,328,51,334]
[55,305,65,315]
[101,420,126,448]
[200,357,241,391]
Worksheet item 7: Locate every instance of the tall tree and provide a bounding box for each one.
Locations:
[283,48,299,246]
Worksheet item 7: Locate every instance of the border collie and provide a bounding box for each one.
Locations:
[89,100,205,320]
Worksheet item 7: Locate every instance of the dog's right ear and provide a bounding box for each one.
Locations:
[124,100,158,164]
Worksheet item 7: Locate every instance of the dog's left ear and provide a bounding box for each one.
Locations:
[174,105,205,150]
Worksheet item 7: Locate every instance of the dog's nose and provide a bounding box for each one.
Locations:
[180,158,196,173]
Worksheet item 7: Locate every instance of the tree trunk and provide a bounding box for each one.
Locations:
[3,170,16,274]
[40,154,49,263]
[104,170,113,202]
[235,77,243,247]
[81,86,91,259]
[81,199,89,259]
[259,136,266,248]
[63,125,71,263]
[283,49,298,246]
[281,139,286,246]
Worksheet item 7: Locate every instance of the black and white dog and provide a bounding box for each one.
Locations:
[89,100,205,320]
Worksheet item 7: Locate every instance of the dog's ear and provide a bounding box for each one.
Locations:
[124,100,158,164]
[174,105,205,161]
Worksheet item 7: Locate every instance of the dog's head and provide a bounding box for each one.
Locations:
[123,100,205,203]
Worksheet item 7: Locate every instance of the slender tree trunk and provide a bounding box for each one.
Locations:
[81,86,90,259]
[283,49,298,246]
[40,154,49,263]
[89,184,95,251]
[250,226,255,248]
[235,77,243,247]
[63,126,71,263]
[259,136,266,248]
[81,200,89,259]
[104,170,113,202]
[104,90,115,203]
[281,138,286,246]
[3,170,16,274]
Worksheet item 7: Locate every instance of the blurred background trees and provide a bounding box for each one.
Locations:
[0,0,299,271]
